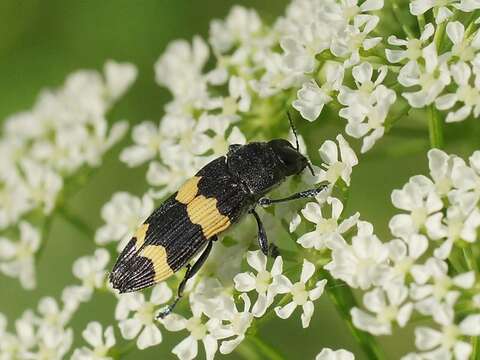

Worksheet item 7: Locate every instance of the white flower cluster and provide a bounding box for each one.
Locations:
[320,148,480,360]
[0,245,114,358]
[0,61,137,290]
[389,20,480,122]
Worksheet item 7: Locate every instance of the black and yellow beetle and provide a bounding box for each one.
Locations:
[109,116,326,318]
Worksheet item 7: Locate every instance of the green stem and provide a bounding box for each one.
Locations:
[236,341,263,360]
[247,335,286,360]
[58,206,95,239]
[433,19,446,52]
[319,270,386,360]
[391,0,416,39]
[462,246,478,272]
[449,246,467,275]
[472,335,479,360]
[253,294,292,331]
[36,215,54,260]
[463,10,479,37]
[427,105,444,149]
[384,101,410,133]
[108,340,137,359]
[417,15,426,32]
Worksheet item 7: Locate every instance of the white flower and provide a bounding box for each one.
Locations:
[95,192,154,250]
[61,285,91,315]
[339,62,396,152]
[425,206,473,259]
[72,248,110,298]
[435,62,480,123]
[233,251,290,317]
[325,221,389,290]
[331,15,382,67]
[297,197,359,250]
[146,155,199,198]
[446,22,480,62]
[154,36,211,115]
[71,322,115,360]
[389,175,442,239]
[317,135,358,186]
[410,258,475,314]
[274,259,327,328]
[209,5,262,54]
[450,150,480,212]
[280,23,332,74]
[104,60,137,100]
[337,0,384,23]
[213,293,254,354]
[0,221,40,290]
[386,23,435,64]
[351,284,413,335]
[119,121,162,167]
[293,62,344,121]
[427,148,458,197]
[409,0,480,23]
[159,114,213,158]
[196,114,246,157]
[222,76,251,115]
[201,242,246,286]
[7,311,38,358]
[36,297,72,333]
[116,282,172,350]
[162,299,220,360]
[251,52,305,97]
[25,327,73,360]
[316,348,355,360]
[399,42,451,107]
[411,307,480,360]
[387,235,428,284]
[20,159,63,215]
[0,175,32,230]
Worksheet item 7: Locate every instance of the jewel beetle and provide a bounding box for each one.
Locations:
[109,115,326,318]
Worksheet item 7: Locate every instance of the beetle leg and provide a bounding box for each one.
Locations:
[157,238,215,319]
[250,209,269,256]
[258,184,328,207]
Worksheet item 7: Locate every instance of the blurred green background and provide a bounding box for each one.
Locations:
[1,1,480,359]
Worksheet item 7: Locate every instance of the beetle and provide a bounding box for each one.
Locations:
[109,115,326,318]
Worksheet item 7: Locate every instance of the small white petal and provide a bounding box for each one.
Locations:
[246,250,267,272]
[172,335,198,360]
[301,301,315,328]
[316,348,355,360]
[453,271,475,288]
[234,273,256,292]
[82,322,103,348]
[137,324,162,350]
[119,319,142,340]
[415,327,442,350]
[274,301,297,319]
[300,259,316,283]
[202,335,218,360]
[309,280,327,301]
[162,313,187,332]
[459,315,480,336]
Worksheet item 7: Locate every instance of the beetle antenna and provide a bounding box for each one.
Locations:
[307,162,315,176]
[287,111,300,151]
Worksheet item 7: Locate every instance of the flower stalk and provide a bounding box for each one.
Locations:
[319,270,386,360]
[427,105,444,149]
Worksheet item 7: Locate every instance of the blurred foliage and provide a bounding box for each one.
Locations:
[1,1,480,359]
